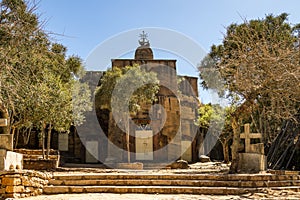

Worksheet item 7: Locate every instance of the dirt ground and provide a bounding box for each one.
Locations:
[22,191,300,200]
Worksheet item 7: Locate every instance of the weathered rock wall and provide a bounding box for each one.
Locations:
[0,170,52,198]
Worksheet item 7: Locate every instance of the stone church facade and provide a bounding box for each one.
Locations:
[58,33,200,164]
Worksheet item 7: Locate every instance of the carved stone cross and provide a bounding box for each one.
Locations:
[240,123,263,153]
[0,119,8,127]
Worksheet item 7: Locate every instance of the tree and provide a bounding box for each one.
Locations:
[95,65,159,162]
[197,104,233,163]
[24,43,92,158]
[0,0,92,157]
[199,13,300,172]
[0,0,45,134]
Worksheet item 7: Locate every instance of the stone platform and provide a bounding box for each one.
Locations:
[44,171,300,195]
[238,153,266,173]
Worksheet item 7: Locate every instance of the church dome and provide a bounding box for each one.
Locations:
[135,46,153,60]
[134,31,153,60]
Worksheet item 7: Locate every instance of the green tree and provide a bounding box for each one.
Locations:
[199,13,300,172]
[197,104,233,163]
[0,0,92,157]
[0,0,46,134]
[95,65,159,162]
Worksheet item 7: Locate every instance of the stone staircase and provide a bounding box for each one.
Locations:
[43,173,300,195]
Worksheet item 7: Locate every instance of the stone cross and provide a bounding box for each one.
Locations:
[0,118,8,127]
[240,123,263,153]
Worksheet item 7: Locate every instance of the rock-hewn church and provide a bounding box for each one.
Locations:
[58,32,201,165]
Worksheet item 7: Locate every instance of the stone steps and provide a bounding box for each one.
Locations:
[43,173,300,195]
[44,185,259,195]
[43,185,300,195]
[49,179,300,188]
[51,174,300,181]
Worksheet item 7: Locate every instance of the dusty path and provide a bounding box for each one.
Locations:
[23,193,239,200]
[22,191,300,200]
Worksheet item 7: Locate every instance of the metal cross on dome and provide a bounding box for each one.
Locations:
[139,31,150,46]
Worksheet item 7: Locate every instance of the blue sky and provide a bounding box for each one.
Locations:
[37,0,300,103]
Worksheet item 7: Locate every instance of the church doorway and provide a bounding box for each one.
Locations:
[135,125,153,161]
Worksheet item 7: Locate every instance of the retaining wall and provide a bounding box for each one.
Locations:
[14,149,60,170]
[0,170,52,198]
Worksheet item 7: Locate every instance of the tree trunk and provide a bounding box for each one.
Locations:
[222,140,230,163]
[24,127,32,145]
[229,116,240,173]
[46,123,52,159]
[14,128,19,149]
[42,122,46,159]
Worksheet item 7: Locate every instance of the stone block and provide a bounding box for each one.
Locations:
[35,188,43,195]
[116,162,143,170]
[21,176,32,187]
[5,185,25,193]
[167,160,189,169]
[199,155,211,163]
[0,134,13,151]
[49,179,63,185]
[20,193,31,198]
[43,186,69,194]
[4,192,21,198]
[23,159,58,170]
[25,186,35,193]
[70,187,84,193]
[1,177,22,186]
[0,188,6,194]
[3,173,21,178]
[238,153,266,173]
[249,143,264,154]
